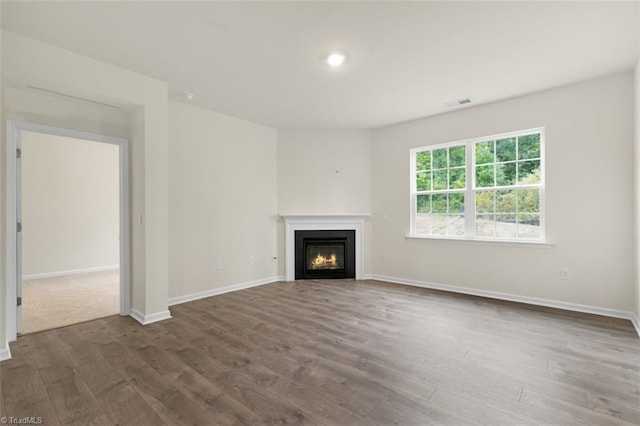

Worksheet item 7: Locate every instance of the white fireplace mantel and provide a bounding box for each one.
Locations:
[281,214,369,281]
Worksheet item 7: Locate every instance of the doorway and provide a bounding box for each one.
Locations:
[5,121,130,339]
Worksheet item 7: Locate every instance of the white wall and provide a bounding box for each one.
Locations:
[0,5,5,356]
[4,86,132,139]
[372,72,635,312]
[2,31,170,347]
[277,129,373,276]
[21,131,119,277]
[278,129,372,214]
[168,101,279,299]
[635,17,640,322]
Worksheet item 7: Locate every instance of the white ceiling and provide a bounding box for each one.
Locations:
[2,1,638,129]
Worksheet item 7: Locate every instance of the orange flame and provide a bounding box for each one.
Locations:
[311,253,338,267]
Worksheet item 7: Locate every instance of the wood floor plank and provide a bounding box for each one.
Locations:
[586,392,640,424]
[0,357,61,426]
[366,392,475,426]
[2,279,638,425]
[212,370,312,425]
[124,365,214,426]
[37,364,101,424]
[428,388,534,425]
[71,355,166,425]
[519,388,634,426]
[173,366,262,426]
[268,378,370,426]
[464,349,590,407]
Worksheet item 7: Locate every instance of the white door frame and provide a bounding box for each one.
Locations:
[4,120,131,342]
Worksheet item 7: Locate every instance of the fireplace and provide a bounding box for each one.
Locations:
[295,230,355,279]
[282,214,368,281]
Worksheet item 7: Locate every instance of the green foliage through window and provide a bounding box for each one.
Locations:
[413,144,467,237]
[413,129,543,240]
[474,133,541,188]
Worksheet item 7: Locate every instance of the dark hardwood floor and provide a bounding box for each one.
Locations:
[2,279,639,425]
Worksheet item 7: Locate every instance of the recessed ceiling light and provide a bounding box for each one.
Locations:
[327,52,347,67]
[182,92,195,100]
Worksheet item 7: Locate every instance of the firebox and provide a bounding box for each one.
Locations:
[295,230,355,279]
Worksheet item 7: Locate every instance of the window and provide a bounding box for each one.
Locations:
[411,128,544,241]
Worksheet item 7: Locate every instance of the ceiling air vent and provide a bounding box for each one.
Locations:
[444,98,471,108]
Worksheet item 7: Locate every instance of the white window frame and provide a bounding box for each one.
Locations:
[410,128,546,243]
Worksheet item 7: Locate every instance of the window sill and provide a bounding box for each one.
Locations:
[405,235,554,248]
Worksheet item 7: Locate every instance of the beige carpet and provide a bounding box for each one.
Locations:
[22,269,120,334]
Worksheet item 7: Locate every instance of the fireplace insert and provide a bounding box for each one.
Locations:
[295,230,355,279]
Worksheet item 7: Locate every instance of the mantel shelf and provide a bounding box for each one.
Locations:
[281,214,370,223]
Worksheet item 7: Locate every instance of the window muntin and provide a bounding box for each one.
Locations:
[414,145,466,237]
[474,134,541,188]
[475,189,540,239]
[412,129,544,241]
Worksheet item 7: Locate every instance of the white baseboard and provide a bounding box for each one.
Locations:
[168,275,284,306]
[23,265,119,280]
[130,309,172,325]
[0,342,11,361]
[631,314,640,337]
[370,274,640,338]
[0,344,12,361]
